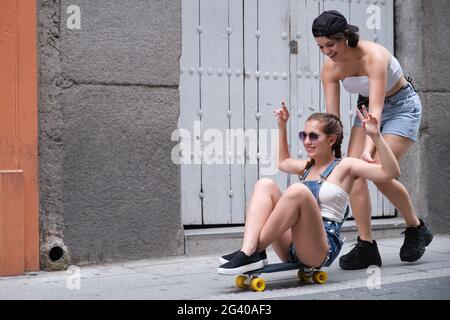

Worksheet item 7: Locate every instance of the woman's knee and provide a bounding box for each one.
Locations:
[253,178,281,198]
[255,178,277,191]
[350,177,370,200]
[352,176,367,190]
[285,183,311,200]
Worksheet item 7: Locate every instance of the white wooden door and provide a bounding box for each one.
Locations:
[180,0,395,225]
[243,0,290,213]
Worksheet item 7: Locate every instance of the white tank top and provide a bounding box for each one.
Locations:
[318,182,349,223]
[341,55,403,97]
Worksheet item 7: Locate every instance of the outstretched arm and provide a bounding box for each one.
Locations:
[348,106,401,181]
[274,102,308,175]
[361,54,389,163]
[322,62,341,118]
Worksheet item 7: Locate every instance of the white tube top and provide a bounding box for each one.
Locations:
[318,182,349,223]
[341,55,404,97]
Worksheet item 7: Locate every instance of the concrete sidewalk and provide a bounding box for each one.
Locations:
[1,235,450,300]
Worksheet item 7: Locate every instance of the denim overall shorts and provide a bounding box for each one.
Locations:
[289,159,348,268]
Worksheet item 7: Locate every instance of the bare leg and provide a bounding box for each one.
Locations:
[349,178,373,241]
[348,128,420,243]
[258,183,329,267]
[373,134,420,227]
[348,127,374,242]
[240,178,287,255]
[340,129,423,269]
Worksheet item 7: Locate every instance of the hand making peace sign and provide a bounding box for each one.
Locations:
[356,105,380,137]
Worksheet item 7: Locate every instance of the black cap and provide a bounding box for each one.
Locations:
[312,10,359,37]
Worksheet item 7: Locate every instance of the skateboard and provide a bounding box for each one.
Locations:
[234,262,328,292]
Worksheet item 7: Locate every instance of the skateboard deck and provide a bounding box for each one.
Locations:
[245,262,303,274]
[234,262,327,292]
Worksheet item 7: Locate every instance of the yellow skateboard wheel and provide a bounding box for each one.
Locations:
[235,275,248,289]
[250,277,266,292]
[298,270,312,282]
[312,271,327,284]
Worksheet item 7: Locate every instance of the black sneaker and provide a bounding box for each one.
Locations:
[219,249,268,265]
[217,251,264,275]
[339,237,382,270]
[400,219,433,262]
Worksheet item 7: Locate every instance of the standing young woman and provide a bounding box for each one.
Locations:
[312,10,433,270]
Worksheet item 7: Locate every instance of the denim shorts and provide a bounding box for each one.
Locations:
[353,83,422,142]
[289,219,343,268]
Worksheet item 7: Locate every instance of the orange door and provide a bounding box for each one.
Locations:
[0,0,39,276]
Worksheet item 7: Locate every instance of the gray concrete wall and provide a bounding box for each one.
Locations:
[38,0,184,268]
[395,0,450,234]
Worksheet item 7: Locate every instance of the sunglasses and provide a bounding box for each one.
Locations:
[298,131,321,143]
